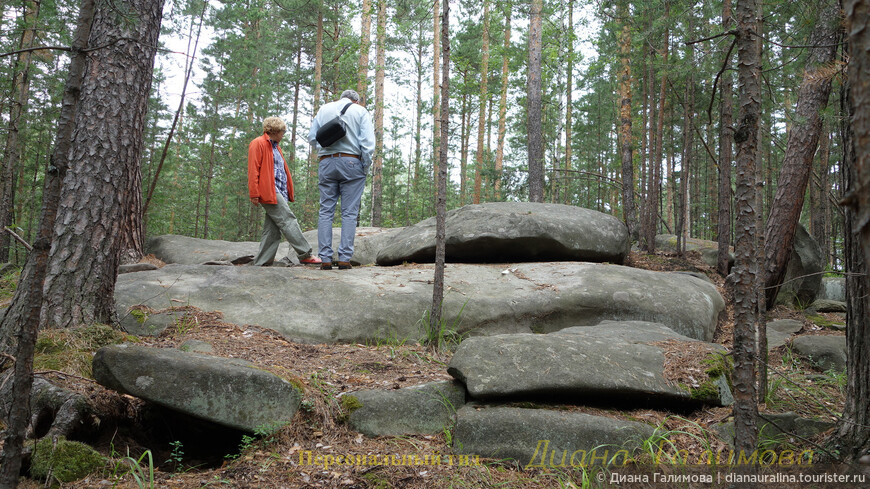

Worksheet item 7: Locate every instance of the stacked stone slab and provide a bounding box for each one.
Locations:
[93,344,302,432]
[376,202,630,265]
[345,322,732,466]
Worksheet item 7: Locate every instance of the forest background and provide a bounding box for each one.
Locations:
[0,0,846,272]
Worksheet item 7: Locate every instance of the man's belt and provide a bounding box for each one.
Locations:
[319,153,360,160]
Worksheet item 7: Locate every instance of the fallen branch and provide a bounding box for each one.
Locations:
[3,227,32,251]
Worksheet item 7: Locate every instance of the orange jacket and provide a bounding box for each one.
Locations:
[248,133,295,203]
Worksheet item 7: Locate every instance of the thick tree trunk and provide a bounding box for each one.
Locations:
[371,0,386,226]
[494,2,511,201]
[762,1,840,306]
[40,0,164,330]
[617,0,635,238]
[732,0,762,461]
[0,0,40,264]
[830,0,870,464]
[0,1,97,484]
[527,0,544,202]
[647,3,669,252]
[717,0,735,276]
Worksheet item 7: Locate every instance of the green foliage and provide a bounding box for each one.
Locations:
[419,299,468,350]
[0,266,21,301]
[805,313,845,330]
[338,394,363,422]
[112,449,155,489]
[30,436,105,484]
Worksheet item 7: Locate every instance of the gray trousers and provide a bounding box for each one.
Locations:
[253,193,313,266]
[318,156,367,263]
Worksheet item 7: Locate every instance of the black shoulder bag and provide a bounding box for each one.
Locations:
[315,101,354,147]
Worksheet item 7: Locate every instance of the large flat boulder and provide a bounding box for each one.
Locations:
[345,380,466,437]
[92,344,302,432]
[447,322,732,407]
[115,262,724,344]
[146,228,398,266]
[453,406,654,464]
[376,202,629,265]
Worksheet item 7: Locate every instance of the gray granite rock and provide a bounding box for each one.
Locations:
[115,262,724,344]
[715,412,834,447]
[806,299,847,314]
[791,335,847,371]
[766,319,804,350]
[818,277,845,302]
[93,344,301,432]
[118,263,159,274]
[117,309,186,337]
[655,234,734,269]
[776,224,823,307]
[447,322,732,407]
[346,380,466,436]
[377,202,629,265]
[453,406,654,465]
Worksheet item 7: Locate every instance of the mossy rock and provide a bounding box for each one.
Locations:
[339,394,363,422]
[34,324,132,378]
[30,437,104,483]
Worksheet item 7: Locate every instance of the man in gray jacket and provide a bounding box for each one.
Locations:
[308,89,376,270]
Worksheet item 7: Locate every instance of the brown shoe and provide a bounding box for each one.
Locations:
[320,262,333,270]
[338,261,352,270]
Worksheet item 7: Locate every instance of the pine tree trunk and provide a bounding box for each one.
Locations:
[717,0,735,276]
[0,0,40,263]
[617,0,635,238]
[357,0,372,105]
[648,5,669,252]
[732,0,762,460]
[494,2,511,201]
[0,0,92,483]
[811,125,831,268]
[762,1,839,306]
[371,0,386,226]
[527,0,544,202]
[459,90,468,204]
[308,13,324,219]
[432,0,441,189]
[40,0,164,330]
[472,0,490,205]
[564,0,574,205]
[830,0,870,463]
[430,0,450,343]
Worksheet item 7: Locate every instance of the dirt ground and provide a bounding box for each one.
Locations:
[7,250,852,488]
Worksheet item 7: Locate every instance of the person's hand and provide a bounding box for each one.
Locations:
[250,197,260,206]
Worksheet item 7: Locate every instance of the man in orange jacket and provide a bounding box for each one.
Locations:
[248,117,321,266]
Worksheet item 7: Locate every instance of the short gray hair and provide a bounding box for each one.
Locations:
[340,89,360,102]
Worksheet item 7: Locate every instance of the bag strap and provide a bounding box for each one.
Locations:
[339,101,353,115]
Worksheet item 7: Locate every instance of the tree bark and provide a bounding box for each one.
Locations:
[732,0,762,461]
[494,2,511,201]
[717,0,735,276]
[473,0,490,205]
[830,0,870,464]
[432,0,441,189]
[357,0,372,105]
[527,0,544,202]
[40,0,164,330]
[371,0,386,226]
[810,124,831,268]
[0,0,97,483]
[617,0,635,238]
[429,0,449,344]
[762,1,840,306]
